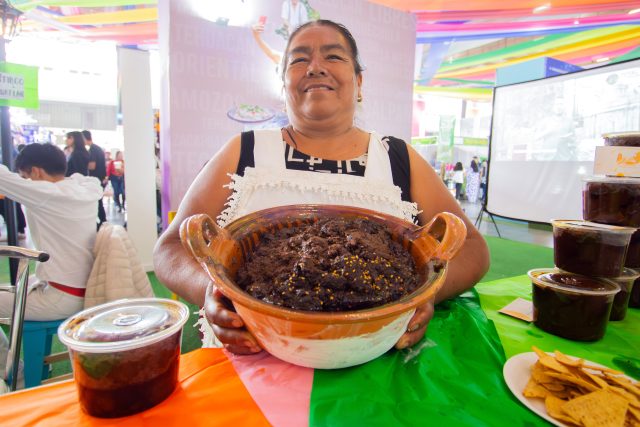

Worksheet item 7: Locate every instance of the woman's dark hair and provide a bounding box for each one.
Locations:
[67,131,89,159]
[454,162,463,171]
[67,131,86,152]
[15,143,67,176]
[281,19,364,81]
[470,159,479,173]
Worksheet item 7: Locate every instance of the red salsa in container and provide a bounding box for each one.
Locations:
[603,132,640,147]
[528,269,619,342]
[58,298,189,418]
[605,268,640,321]
[582,176,640,227]
[551,220,634,278]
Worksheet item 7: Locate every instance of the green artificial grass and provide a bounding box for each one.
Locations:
[1,233,554,380]
[481,235,554,283]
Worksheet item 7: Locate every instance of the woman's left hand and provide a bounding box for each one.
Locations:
[395,299,435,349]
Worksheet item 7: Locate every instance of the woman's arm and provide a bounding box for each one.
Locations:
[395,145,490,350]
[153,134,262,354]
[408,146,490,302]
[251,24,282,65]
[153,135,242,306]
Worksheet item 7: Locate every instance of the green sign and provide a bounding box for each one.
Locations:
[436,115,455,162]
[0,62,39,109]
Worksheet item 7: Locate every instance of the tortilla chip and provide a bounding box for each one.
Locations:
[605,373,640,399]
[562,390,628,427]
[555,350,584,368]
[523,377,550,399]
[545,394,580,425]
[581,363,623,375]
[545,371,600,393]
[532,346,570,374]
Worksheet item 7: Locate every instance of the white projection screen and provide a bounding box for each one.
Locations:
[486,58,640,223]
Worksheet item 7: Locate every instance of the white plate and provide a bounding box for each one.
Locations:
[503,352,638,427]
[503,352,567,427]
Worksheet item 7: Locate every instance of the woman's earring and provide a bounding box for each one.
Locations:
[357,94,363,102]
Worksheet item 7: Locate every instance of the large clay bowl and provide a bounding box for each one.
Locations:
[181,204,467,369]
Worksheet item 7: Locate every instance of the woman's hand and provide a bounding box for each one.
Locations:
[395,299,435,350]
[204,282,262,354]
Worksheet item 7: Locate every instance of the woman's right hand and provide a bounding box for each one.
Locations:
[204,282,262,354]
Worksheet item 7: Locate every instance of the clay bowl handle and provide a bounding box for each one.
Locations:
[179,214,240,273]
[411,212,467,262]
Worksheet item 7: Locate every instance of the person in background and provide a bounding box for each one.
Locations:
[465,157,481,203]
[452,162,464,201]
[0,143,102,387]
[82,130,107,227]
[281,0,309,37]
[479,159,488,202]
[154,19,490,355]
[65,131,89,177]
[107,151,126,212]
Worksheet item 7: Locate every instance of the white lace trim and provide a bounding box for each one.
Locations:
[217,167,419,227]
[196,308,222,348]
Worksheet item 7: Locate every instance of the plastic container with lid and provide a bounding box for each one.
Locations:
[605,268,640,321]
[582,176,640,227]
[626,229,640,268]
[58,298,189,418]
[551,220,634,278]
[528,269,619,342]
[603,131,640,147]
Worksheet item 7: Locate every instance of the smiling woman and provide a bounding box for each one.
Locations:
[153,19,490,356]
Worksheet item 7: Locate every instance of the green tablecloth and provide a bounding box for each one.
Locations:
[309,276,640,426]
[311,290,545,426]
[476,275,640,379]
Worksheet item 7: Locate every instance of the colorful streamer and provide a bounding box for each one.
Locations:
[434,26,640,78]
[14,0,156,12]
[55,7,157,25]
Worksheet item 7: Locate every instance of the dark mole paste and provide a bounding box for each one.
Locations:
[236,218,423,311]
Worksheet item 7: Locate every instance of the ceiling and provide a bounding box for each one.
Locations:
[11,0,640,98]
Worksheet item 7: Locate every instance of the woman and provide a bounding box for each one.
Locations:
[153,20,489,354]
[65,131,89,177]
[452,162,464,200]
[107,151,126,212]
[465,157,481,203]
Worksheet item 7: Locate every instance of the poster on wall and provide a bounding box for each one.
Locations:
[225,0,321,131]
[437,116,455,162]
[0,62,39,109]
[162,0,416,210]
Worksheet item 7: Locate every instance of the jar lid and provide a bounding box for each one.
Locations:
[528,268,620,296]
[582,175,640,184]
[58,298,189,353]
[550,220,636,235]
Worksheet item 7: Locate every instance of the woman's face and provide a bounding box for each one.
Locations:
[65,136,74,148]
[283,25,362,127]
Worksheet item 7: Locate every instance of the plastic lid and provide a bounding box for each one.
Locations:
[528,268,620,296]
[602,131,640,138]
[583,175,640,185]
[610,267,640,282]
[58,298,189,353]
[550,220,636,235]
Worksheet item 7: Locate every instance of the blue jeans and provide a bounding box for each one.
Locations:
[110,176,125,209]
